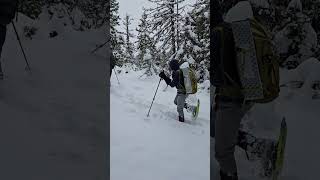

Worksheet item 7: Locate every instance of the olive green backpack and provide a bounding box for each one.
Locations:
[215,19,280,103]
[249,19,280,103]
[180,65,197,94]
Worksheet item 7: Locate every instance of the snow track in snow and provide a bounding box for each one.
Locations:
[110,69,210,180]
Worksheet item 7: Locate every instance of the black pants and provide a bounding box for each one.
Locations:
[0,24,7,73]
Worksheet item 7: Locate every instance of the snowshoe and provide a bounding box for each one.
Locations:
[271,118,287,180]
[260,118,287,179]
[192,99,200,120]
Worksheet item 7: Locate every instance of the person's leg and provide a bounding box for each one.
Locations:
[176,93,187,121]
[174,94,178,105]
[183,95,195,113]
[210,86,217,178]
[210,85,215,138]
[0,24,7,76]
[215,100,251,176]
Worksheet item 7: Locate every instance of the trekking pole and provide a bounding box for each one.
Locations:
[113,68,120,84]
[11,21,31,72]
[91,41,108,54]
[147,78,162,117]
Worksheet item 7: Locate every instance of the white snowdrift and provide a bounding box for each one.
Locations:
[0,13,107,179]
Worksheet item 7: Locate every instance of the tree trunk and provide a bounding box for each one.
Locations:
[170,0,176,54]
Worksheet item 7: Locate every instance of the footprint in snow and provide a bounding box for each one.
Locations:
[129,108,137,113]
[143,117,151,122]
[133,86,143,91]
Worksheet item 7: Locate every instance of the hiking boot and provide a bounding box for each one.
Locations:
[178,116,185,122]
[0,72,4,80]
[220,170,238,180]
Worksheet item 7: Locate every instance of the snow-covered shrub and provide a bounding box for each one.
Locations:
[274,0,317,69]
[23,26,38,39]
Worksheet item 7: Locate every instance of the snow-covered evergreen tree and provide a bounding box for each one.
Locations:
[19,0,45,19]
[190,0,210,82]
[274,0,317,69]
[147,0,186,55]
[171,0,210,82]
[136,10,161,76]
[79,0,109,28]
[110,0,125,66]
[122,14,136,65]
[136,11,152,67]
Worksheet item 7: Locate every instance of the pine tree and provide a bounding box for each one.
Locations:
[136,11,152,67]
[122,14,135,64]
[191,0,210,82]
[147,0,186,55]
[171,0,210,82]
[77,0,109,28]
[110,0,120,48]
[110,0,125,66]
[274,0,317,69]
[136,10,160,75]
[19,0,45,19]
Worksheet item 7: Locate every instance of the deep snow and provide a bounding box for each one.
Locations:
[0,14,107,179]
[110,69,210,180]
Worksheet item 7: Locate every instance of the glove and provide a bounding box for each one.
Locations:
[159,71,166,79]
[159,71,171,85]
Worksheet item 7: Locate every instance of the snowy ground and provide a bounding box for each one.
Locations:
[0,15,107,179]
[211,59,320,180]
[110,69,210,180]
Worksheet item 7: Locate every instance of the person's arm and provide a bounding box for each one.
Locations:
[169,70,179,87]
[159,71,179,88]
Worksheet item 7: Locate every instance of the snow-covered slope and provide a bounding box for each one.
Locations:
[0,14,107,179]
[110,69,210,180]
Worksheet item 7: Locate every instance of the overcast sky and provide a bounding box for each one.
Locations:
[117,0,196,38]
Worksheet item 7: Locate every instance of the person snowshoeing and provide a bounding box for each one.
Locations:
[212,1,281,179]
[0,0,18,79]
[159,59,199,122]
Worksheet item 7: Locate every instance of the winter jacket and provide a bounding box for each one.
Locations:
[0,0,18,25]
[163,60,186,94]
[168,70,185,94]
